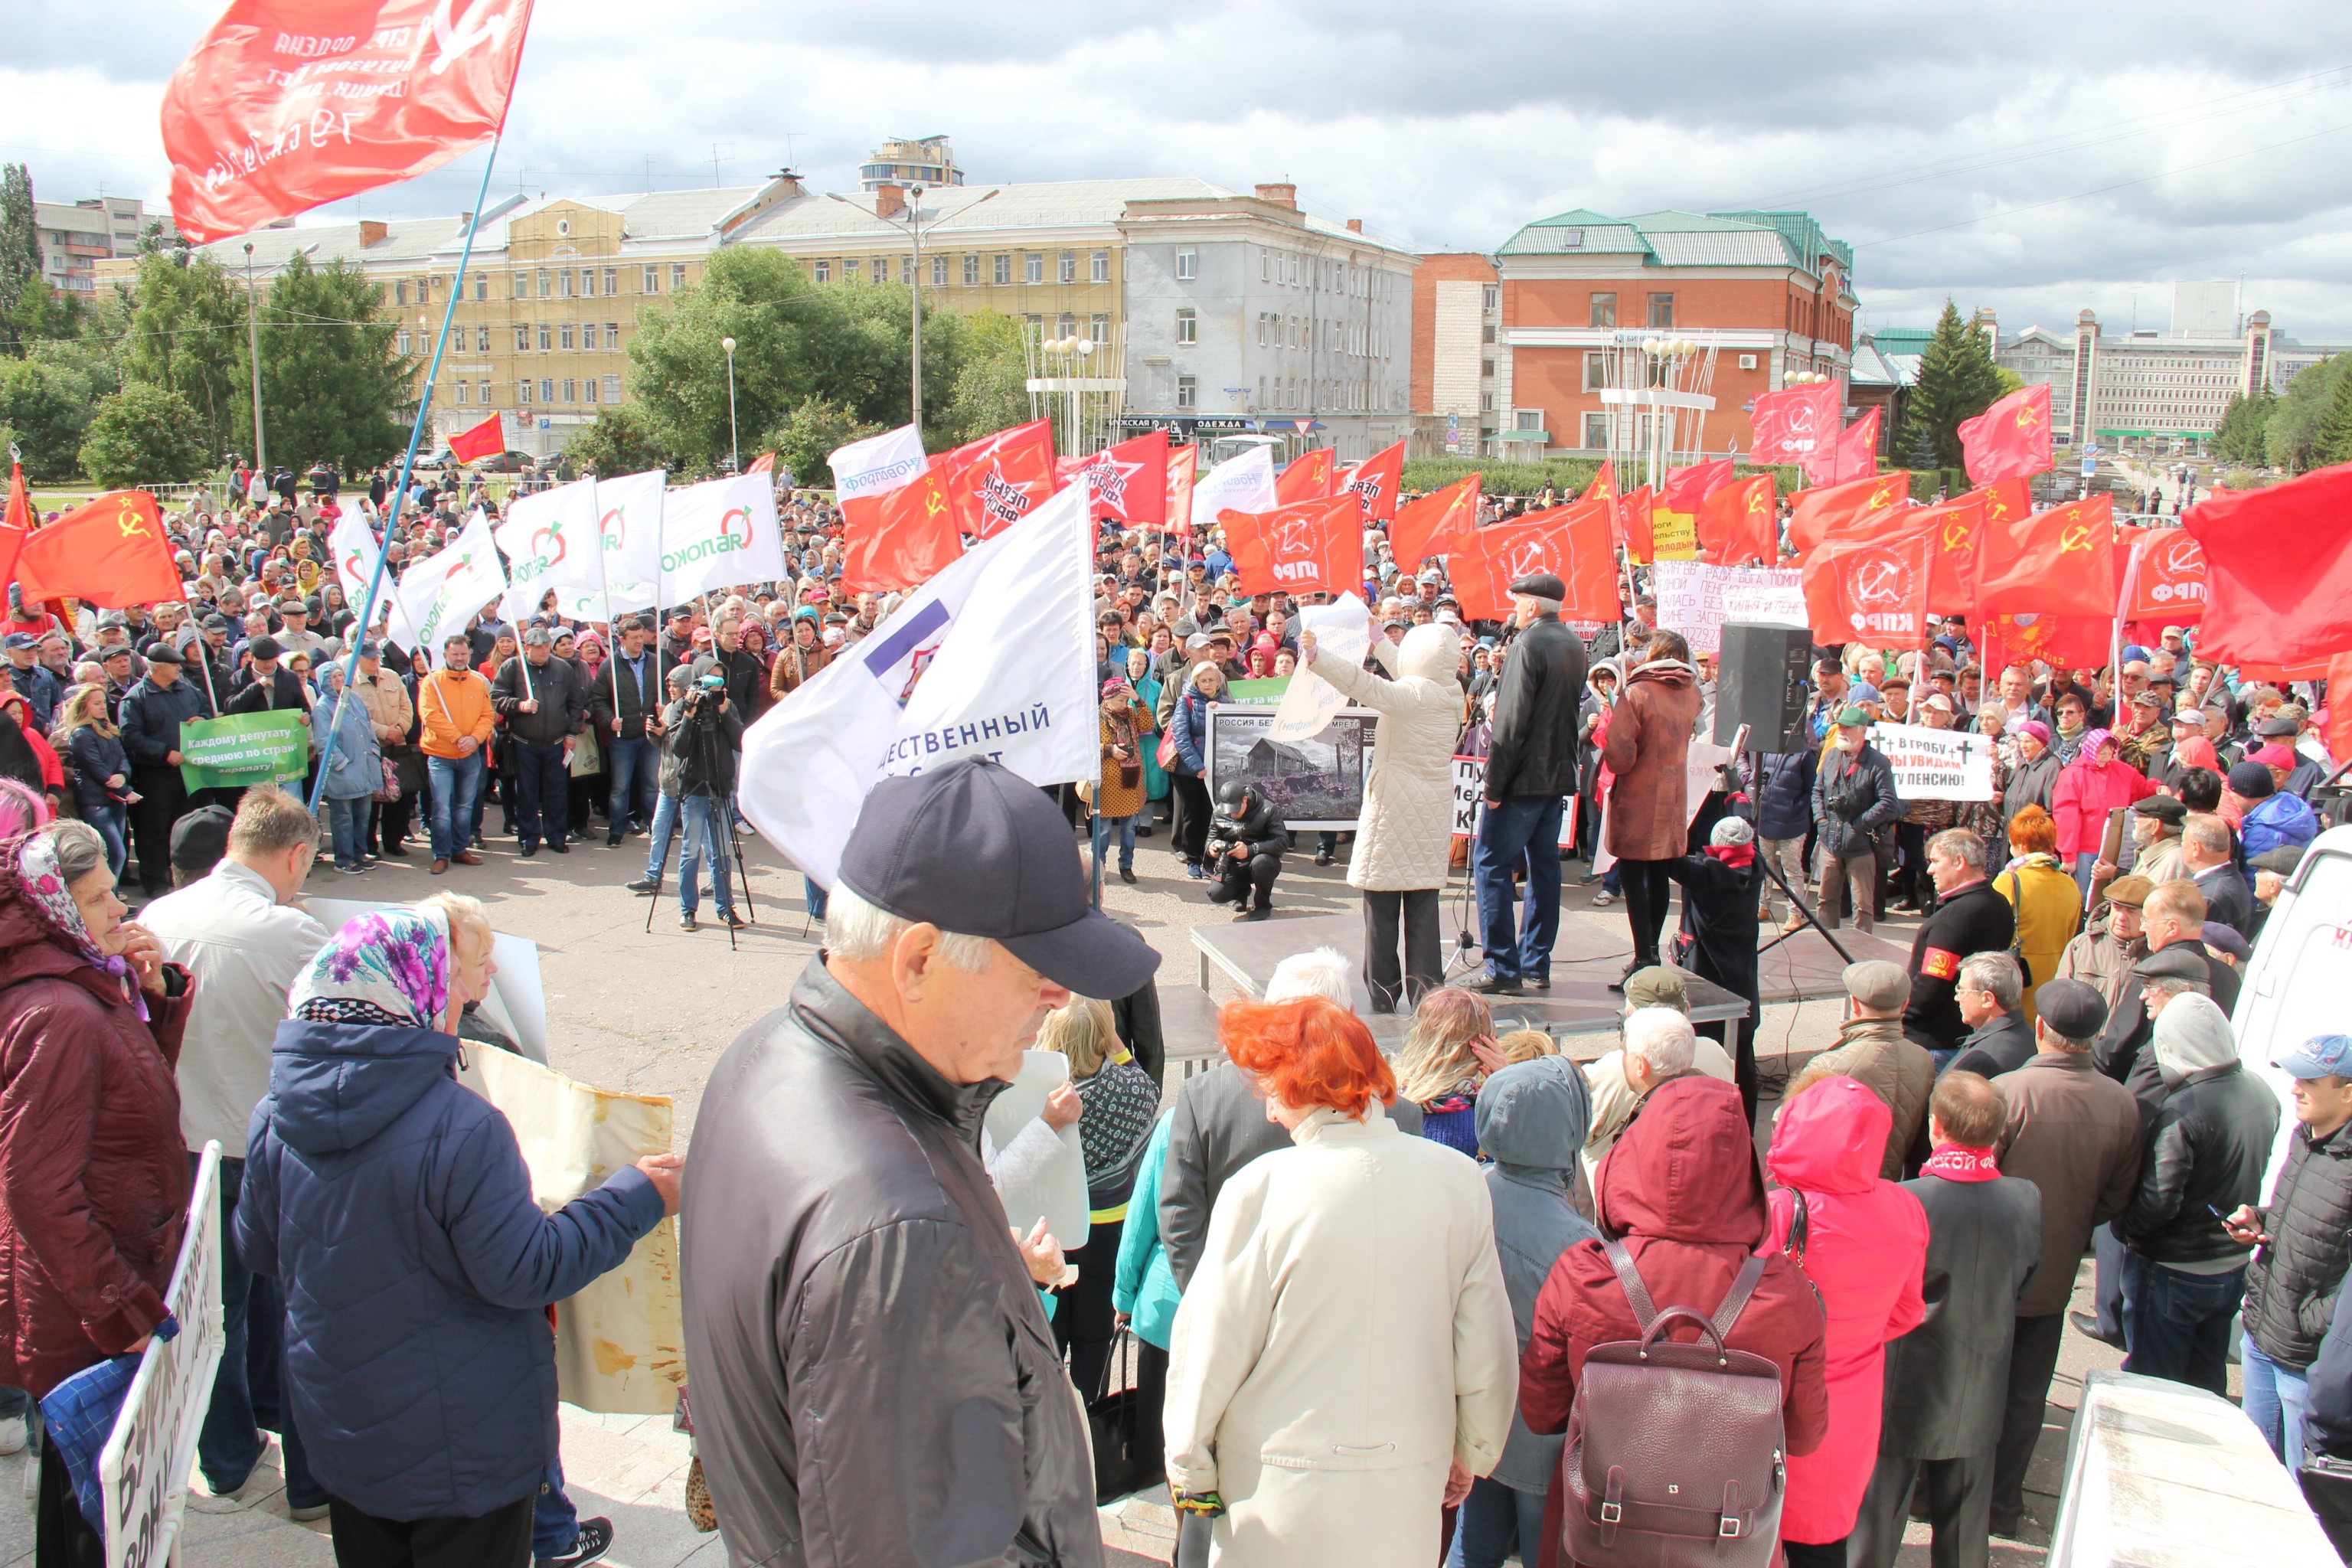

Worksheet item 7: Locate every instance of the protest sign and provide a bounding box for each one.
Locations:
[1653,561,1808,655]
[1650,508,1699,560]
[1271,593,1369,744]
[1450,755,1574,847]
[1870,721,1995,801]
[1589,741,1735,875]
[982,1051,1089,1246]
[1206,707,1377,829]
[176,710,308,792]
[1226,678,1290,703]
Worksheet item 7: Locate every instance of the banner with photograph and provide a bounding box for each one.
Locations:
[1654,560,1809,655]
[1204,706,1378,829]
[1870,720,1996,801]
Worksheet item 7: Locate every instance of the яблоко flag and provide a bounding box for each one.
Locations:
[162,0,536,246]
[447,410,505,465]
[11,491,182,608]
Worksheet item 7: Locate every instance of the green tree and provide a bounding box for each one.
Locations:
[1900,300,2004,471]
[2267,355,2351,472]
[0,164,40,354]
[564,403,675,478]
[763,397,880,489]
[626,247,836,473]
[120,250,247,462]
[2212,388,2276,466]
[250,253,410,473]
[2315,364,2352,469]
[79,383,210,487]
[0,351,110,482]
[933,310,1031,449]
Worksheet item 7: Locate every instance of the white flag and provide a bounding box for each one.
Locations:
[1191,444,1276,534]
[828,423,928,502]
[738,482,1096,890]
[593,469,666,614]
[389,507,507,653]
[1271,592,1370,743]
[495,477,601,623]
[658,474,786,603]
[329,508,381,624]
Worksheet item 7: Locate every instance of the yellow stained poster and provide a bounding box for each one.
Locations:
[1650,508,1699,561]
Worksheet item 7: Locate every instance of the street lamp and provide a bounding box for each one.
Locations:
[720,335,739,475]
[243,241,266,475]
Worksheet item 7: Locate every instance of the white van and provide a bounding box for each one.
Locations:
[2233,822,2352,1188]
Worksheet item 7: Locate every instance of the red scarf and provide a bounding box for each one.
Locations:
[1922,1145,2001,1182]
[1704,843,1756,870]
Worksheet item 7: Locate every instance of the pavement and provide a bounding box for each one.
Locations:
[4,808,2207,1564]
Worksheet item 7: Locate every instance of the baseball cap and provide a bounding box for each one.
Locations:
[2273,1034,2352,1080]
[1622,966,1688,1012]
[1836,704,1871,727]
[1,632,37,651]
[2249,743,2298,769]
[835,758,1158,997]
[357,639,382,658]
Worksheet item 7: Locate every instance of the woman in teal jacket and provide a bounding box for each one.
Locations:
[1113,1113,1182,1475]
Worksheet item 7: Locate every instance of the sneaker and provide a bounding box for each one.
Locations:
[720,909,747,929]
[1119,867,1137,884]
[287,1501,330,1522]
[538,1517,614,1568]
[1475,973,1524,995]
[0,1422,21,1459]
[1314,848,1333,866]
[626,877,660,894]
[1591,889,1616,907]
[680,912,697,932]
[1185,861,1205,880]
[334,862,368,876]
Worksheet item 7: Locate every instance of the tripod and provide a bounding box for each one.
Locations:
[639,699,757,949]
[1746,749,1854,965]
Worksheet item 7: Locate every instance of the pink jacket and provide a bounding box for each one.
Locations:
[2050,746,2158,859]
[1764,1076,1929,1546]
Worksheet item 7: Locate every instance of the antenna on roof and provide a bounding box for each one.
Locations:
[711,143,735,188]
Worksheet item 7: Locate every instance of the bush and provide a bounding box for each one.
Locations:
[564,404,675,479]
[764,397,882,491]
[79,383,210,488]
[1400,456,1803,502]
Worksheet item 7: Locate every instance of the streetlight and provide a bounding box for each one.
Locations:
[720,335,739,474]
[243,241,266,475]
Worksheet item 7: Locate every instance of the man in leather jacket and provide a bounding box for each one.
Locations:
[1472,571,1589,993]
[1203,779,1285,920]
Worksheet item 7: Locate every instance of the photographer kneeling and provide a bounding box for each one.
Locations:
[1204,779,1285,921]
[665,662,745,933]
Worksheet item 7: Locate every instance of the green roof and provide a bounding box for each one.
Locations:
[1493,428,1552,442]
[1494,205,1854,289]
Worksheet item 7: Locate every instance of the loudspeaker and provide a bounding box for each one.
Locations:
[1714,622,1814,752]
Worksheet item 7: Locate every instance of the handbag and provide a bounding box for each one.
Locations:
[1155,727,1179,771]
[1086,1328,1157,1504]
[2298,1452,2352,1561]
[373,751,402,803]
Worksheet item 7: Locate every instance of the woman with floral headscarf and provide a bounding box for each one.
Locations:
[0,819,193,1561]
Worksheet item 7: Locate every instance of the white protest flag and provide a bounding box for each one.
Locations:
[587,469,666,616]
[829,423,929,505]
[1190,444,1276,534]
[658,473,786,602]
[739,482,1096,890]
[329,508,381,622]
[389,507,507,652]
[494,477,601,623]
[1271,591,1370,744]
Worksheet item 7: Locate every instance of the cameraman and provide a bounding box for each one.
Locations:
[663,661,745,933]
[1204,779,1285,921]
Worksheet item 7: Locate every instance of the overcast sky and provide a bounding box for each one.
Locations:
[10,1,2352,338]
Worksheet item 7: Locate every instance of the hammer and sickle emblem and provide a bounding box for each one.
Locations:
[116,499,152,540]
[2058,524,2093,554]
[922,481,947,520]
[1873,479,1900,508]
[2015,403,2042,431]
[1942,520,1972,551]
[1746,488,1768,517]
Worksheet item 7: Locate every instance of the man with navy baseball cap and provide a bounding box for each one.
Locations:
[682,757,1153,1566]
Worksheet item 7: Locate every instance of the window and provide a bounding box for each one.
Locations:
[1484,284,1500,313]
[1261,247,1270,282]
[540,378,554,403]
[537,270,550,299]
[1176,308,1197,345]
[415,276,429,305]
[671,263,687,291]
[514,325,531,352]
[963,254,980,286]
[643,264,661,293]
[515,379,534,405]
[1583,351,1612,391]
[993,253,1011,286]
[475,325,490,352]
[397,330,411,354]
[1646,292,1674,328]
[603,267,617,296]
[1256,314,1269,348]
[513,272,528,299]
[1176,247,1197,281]
[1057,313,1076,338]
[474,273,488,301]
[1481,390,1495,413]
[395,279,409,306]
[560,324,574,350]
[562,379,576,403]
[1483,358,1495,380]
[814,259,830,283]
[1482,323,1497,344]
[1177,374,1197,409]
[602,374,621,403]
[558,269,573,299]
[1058,250,1076,284]
[932,255,948,287]
[1024,252,1043,284]
[1089,314,1109,342]
[454,380,469,405]
[1590,292,1615,328]
[871,256,887,282]
[583,323,599,350]
[1091,250,1110,283]
[1583,412,1610,449]
[844,258,861,283]
[479,381,492,406]
[584,375,598,403]
[1258,375,1267,406]
[537,325,552,351]
[604,322,619,348]
[900,256,915,284]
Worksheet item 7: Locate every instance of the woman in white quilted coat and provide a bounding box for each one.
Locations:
[1302,622,1466,1012]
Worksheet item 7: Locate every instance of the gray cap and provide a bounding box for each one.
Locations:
[521,626,552,647]
[2137,946,2211,984]
[2034,978,2107,1040]
[357,639,381,658]
[1184,632,1214,650]
[1844,959,1912,1011]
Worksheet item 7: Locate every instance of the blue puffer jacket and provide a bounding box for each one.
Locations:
[1755,748,1818,842]
[237,1019,665,1521]
[1111,1114,1181,1350]
[2241,792,2321,890]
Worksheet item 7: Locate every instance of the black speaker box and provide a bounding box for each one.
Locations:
[1713,622,1815,752]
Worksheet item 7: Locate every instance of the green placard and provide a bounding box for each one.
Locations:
[1225,677,1291,704]
[178,710,311,792]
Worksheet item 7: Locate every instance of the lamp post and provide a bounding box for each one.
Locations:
[721,335,739,474]
[243,241,266,477]
[904,186,923,436]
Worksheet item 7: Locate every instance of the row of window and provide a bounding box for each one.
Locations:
[810,249,1112,287]
[1583,291,1675,330]
[435,373,624,408]
[388,263,690,310]
[1250,312,1395,358]
[397,321,629,357]
[1256,247,1397,303]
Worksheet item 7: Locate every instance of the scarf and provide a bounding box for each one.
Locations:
[15,829,145,1020]
[1921,1145,2001,1182]
[289,906,452,1029]
[1704,842,1756,870]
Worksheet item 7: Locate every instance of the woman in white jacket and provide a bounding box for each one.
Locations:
[1164,996,1517,1567]
[1301,622,1467,1011]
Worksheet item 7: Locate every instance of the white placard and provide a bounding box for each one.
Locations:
[1653,561,1808,655]
[1449,754,1575,848]
[1272,593,1369,743]
[1870,721,1994,801]
[982,1050,1089,1246]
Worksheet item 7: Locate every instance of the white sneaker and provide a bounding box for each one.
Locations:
[0,1422,21,1458]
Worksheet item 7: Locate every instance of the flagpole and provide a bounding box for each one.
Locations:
[311,134,505,812]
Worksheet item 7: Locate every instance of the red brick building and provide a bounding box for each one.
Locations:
[1409,253,1500,456]
[1492,209,1857,472]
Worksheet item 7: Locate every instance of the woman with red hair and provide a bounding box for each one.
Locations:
[1163,997,1517,1567]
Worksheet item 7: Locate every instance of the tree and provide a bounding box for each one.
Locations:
[0,351,109,482]
[1900,299,2004,471]
[251,253,411,474]
[763,397,880,489]
[2315,363,2352,469]
[0,164,41,354]
[2267,355,2351,472]
[626,247,834,473]
[933,310,1031,449]
[2212,389,2276,466]
[80,383,210,487]
[120,250,247,462]
[565,403,675,478]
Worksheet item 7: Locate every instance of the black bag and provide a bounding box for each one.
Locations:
[2299,1452,2352,1563]
[1087,1328,1155,1504]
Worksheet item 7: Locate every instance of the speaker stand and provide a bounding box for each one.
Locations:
[1745,750,1856,965]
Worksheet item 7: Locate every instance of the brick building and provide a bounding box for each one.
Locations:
[1409,253,1501,456]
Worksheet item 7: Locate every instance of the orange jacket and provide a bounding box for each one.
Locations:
[416,668,495,760]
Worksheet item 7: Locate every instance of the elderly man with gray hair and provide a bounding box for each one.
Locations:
[1583,969,1736,1165]
[1946,952,2036,1080]
[1903,828,2017,1060]
[1788,960,1936,1178]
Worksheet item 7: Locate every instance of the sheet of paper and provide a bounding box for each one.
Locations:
[1272,592,1370,744]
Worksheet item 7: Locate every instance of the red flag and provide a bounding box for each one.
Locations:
[1067,430,1168,528]
[1618,484,1655,562]
[2329,655,2352,766]
[1696,475,1776,566]
[1802,407,1879,485]
[446,410,505,465]
[2184,462,2352,664]
[1789,469,1913,557]
[0,462,31,588]
[1273,447,1337,504]
[746,452,775,475]
[1904,494,1984,615]
[1449,501,1618,623]
[1166,446,1198,542]
[1390,476,1481,572]
[1958,384,2053,485]
[1222,494,1364,596]
[1979,613,2115,681]
[2123,529,2207,622]
[1975,494,2115,619]
[11,491,182,608]
[1802,531,1935,649]
[1344,440,1406,524]
[1663,459,1734,514]
[1749,381,1842,467]
[942,420,1059,539]
[162,0,536,246]
[841,468,959,593]
[1974,478,2032,529]
[1581,466,1618,508]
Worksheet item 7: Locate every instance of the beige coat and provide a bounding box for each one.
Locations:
[1165,1102,1517,1567]
[1308,624,1464,892]
[1784,1017,1935,1179]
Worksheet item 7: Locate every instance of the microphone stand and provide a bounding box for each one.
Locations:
[1748,745,1855,965]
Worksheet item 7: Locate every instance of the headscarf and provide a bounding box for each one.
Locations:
[289,906,452,1030]
[2171,735,2222,777]
[14,828,143,1018]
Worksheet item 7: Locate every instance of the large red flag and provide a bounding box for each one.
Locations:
[1166,445,1197,543]
[942,420,1059,539]
[1832,407,1881,484]
[1390,476,1481,571]
[1903,494,1984,616]
[2184,462,2352,664]
[1978,613,2115,681]
[11,491,182,608]
[0,462,30,588]
[1749,381,1842,467]
[841,467,959,593]
[162,0,535,246]
[1663,458,1735,514]
[1958,384,2054,485]
[1617,484,1655,562]
[1802,531,1936,649]
[2123,528,2207,622]
[1273,447,1337,504]
[1222,494,1364,596]
[1973,478,2032,529]
[1789,469,1912,557]
[1448,501,1617,623]
[1974,493,2115,619]
[1067,430,1168,528]
[1696,475,1776,566]
[1343,439,1406,524]
[446,410,505,465]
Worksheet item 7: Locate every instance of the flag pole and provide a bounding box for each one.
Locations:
[310,134,505,812]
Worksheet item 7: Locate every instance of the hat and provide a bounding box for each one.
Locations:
[2131,689,2163,710]
[1815,655,1844,673]
[247,635,282,662]
[2249,743,2298,769]
[2018,719,2053,746]
[1710,816,1755,848]
[2256,716,2300,739]
[521,626,551,647]
[835,757,1157,996]
[2200,923,2252,962]
[2252,844,2308,877]
[278,598,307,614]
[357,639,381,658]
[1851,682,1882,705]
[96,610,127,629]
[1,632,37,651]
[2227,760,2277,799]
[2034,978,2107,1040]
[2138,946,2211,985]
[2160,625,2187,639]
[1508,570,1567,601]
[1844,960,1911,1011]
[168,805,234,873]
[101,643,133,662]
[1184,632,1213,651]
[2120,644,2151,663]
[2132,795,2187,824]
[667,605,694,622]
[142,641,182,665]
[202,614,230,632]
[2275,1034,2352,1080]
[1922,693,1955,712]
[2103,874,2154,908]
[1836,704,1870,727]
[2171,708,2205,730]
[1101,675,1132,696]
[1621,966,1688,1012]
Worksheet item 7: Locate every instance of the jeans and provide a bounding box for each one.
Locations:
[425,751,483,862]
[322,796,367,868]
[533,1456,577,1560]
[513,739,569,849]
[605,734,659,838]
[1093,812,1137,873]
[1472,794,1563,982]
[680,795,734,916]
[1444,1476,1547,1568]
[195,1155,324,1509]
[644,791,682,880]
[2243,1333,2311,1462]
[87,801,127,878]
[2122,1254,2245,1395]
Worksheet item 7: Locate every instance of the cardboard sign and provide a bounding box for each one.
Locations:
[982,1050,1089,1246]
[1654,561,1808,655]
[1870,721,1995,801]
[1450,755,1575,848]
[175,710,309,792]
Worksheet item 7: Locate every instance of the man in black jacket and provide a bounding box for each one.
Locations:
[2184,814,2254,939]
[1903,828,2017,1057]
[119,643,213,897]
[590,616,665,844]
[1947,951,2038,1080]
[1202,779,1284,921]
[1472,570,1588,994]
[663,668,744,932]
[490,626,585,858]
[225,635,308,715]
[2092,881,2239,1110]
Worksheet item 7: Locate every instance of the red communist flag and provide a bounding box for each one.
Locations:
[1343,439,1406,524]
[446,410,504,465]
[1067,430,1168,528]
[1749,381,1842,467]
[2184,462,2352,664]
[1273,447,1337,504]
[1789,469,1912,557]
[2124,528,2208,622]
[1974,493,2115,619]
[1663,459,1735,515]
[0,461,31,587]
[12,491,183,609]
[162,0,536,247]
[942,419,1059,539]
[1802,531,1936,649]
[1958,383,2054,485]
[841,467,959,593]
[1390,475,1481,571]
[1978,614,2115,682]
[1618,484,1656,561]
[1222,494,1364,596]
[1903,493,1983,616]
[1696,475,1776,566]
[1166,446,1197,541]
[1448,501,1618,623]
[1803,407,1880,485]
